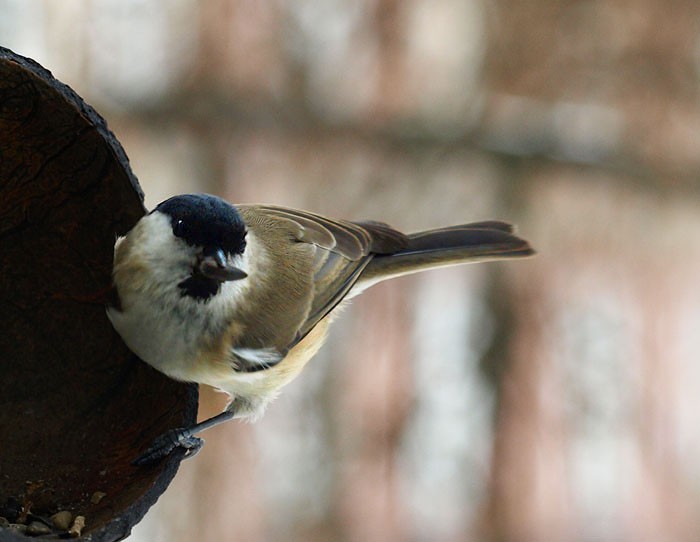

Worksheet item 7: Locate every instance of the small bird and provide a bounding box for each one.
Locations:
[107,193,534,465]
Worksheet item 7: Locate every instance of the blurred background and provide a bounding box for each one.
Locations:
[3,1,700,540]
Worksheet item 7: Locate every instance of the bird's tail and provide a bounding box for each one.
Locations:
[354,221,534,293]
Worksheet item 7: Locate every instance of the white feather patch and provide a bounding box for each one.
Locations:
[232,346,284,369]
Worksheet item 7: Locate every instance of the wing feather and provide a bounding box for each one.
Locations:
[238,206,407,355]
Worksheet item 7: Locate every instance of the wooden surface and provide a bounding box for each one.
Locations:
[0,48,198,541]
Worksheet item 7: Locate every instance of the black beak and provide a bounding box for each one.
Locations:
[199,248,247,282]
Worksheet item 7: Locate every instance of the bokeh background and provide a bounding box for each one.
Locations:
[3,1,700,541]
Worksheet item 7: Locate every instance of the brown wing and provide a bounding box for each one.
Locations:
[242,205,408,349]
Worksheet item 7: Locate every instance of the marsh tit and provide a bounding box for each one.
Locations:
[107,193,534,464]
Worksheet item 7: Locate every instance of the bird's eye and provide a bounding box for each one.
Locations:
[173,219,185,236]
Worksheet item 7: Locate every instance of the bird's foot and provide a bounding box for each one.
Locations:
[133,410,236,466]
[133,427,203,466]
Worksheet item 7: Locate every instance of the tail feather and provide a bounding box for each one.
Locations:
[354,221,534,293]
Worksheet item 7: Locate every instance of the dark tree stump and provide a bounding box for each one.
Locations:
[0,48,198,541]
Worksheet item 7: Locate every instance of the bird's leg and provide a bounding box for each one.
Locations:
[133,410,236,466]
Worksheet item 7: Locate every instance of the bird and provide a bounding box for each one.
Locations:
[106,193,534,465]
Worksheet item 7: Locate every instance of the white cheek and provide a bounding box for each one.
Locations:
[134,212,195,277]
[215,230,267,306]
[238,229,267,275]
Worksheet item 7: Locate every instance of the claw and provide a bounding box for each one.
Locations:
[133,410,237,466]
[133,427,204,466]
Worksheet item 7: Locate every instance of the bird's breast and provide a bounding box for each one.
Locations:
[199,317,331,408]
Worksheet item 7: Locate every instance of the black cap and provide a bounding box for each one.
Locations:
[153,193,247,255]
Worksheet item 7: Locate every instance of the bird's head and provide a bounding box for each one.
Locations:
[143,193,249,301]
